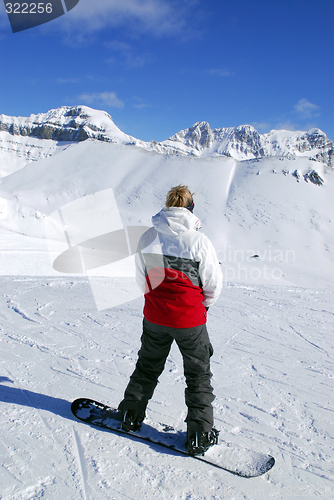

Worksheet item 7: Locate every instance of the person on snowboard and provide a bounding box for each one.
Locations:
[118,185,223,455]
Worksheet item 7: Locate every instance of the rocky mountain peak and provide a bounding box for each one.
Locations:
[165,122,333,166]
[169,121,214,150]
[0,105,126,143]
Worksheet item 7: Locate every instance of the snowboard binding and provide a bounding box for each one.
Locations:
[186,425,219,456]
[119,400,146,432]
[122,409,143,432]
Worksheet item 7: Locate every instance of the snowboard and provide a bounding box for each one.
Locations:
[71,398,275,478]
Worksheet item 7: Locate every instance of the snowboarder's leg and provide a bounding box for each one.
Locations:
[175,323,215,432]
[174,323,216,454]
[118,319,173,426]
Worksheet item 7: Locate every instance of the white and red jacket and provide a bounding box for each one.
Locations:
[135,207,223,328]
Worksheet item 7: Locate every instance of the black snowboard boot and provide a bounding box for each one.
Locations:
[186,422,219,456]
[118,400,146,432]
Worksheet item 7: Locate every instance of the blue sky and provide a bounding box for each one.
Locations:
[0,0,333,141]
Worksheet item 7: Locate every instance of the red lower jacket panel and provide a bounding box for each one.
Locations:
[143,267,207,328]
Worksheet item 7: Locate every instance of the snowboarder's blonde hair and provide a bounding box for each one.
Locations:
[166,185,194,209]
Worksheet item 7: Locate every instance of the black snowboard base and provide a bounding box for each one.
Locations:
[71,398,275,478]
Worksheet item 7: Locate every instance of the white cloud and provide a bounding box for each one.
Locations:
[251,122,271,132]
[57,77,80,84]
[207,68,235,77]
[78,91,124,109]
[275,120,300,131]
[132,97,151,109]
[59,0,188,37]
[105,40,150,68]
[293,98,320,118]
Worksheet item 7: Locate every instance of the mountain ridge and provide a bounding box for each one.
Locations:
[0,105,333,167]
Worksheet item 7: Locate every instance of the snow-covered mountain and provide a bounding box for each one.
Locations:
[164,121,334,166]
[1,106,333,174]
[0,105,333,289]
[0,106,133,177]
[0,106,132,144]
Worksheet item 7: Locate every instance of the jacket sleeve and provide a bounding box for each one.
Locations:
[135,227,164,295]
[198,235,223,307]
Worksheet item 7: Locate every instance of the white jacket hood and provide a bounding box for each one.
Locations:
[152,207,202,236]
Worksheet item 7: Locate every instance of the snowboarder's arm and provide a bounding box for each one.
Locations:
[198,237,223,307]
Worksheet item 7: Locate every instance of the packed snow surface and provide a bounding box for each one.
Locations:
[1,278,333,499]
[0,106,333,499]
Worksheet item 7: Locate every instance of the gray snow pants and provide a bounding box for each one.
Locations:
[120,318,215,431]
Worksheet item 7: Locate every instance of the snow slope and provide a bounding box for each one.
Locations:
[1,277,333,499]
[0,137,333,288]
[0,131,71,178]
[0,107,333,499]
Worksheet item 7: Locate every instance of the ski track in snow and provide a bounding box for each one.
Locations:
[0,276,333,499]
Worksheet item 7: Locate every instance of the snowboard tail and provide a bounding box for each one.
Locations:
[71,398,275,478]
